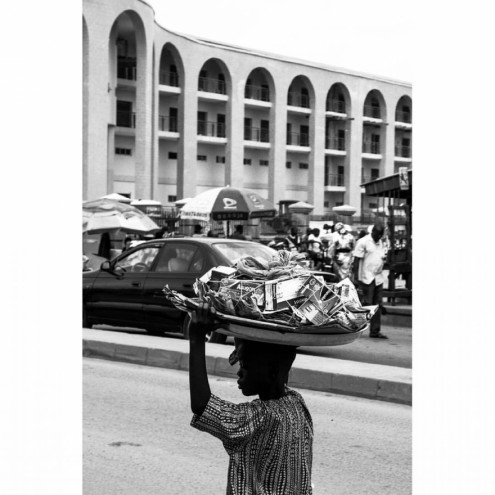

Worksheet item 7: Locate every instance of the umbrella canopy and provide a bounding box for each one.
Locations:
[332,204,357,216]
[288,201,315,214]
[180,186,276,221]
[83,198,160,235]
[100,193,132,203]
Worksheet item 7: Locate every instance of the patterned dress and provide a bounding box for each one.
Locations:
[191,389,313,494]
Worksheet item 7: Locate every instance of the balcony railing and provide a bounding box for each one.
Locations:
[198,76,226,95]
[324,173,345,187]
[159,115,178,133]
[395,110,412,123]
[197,120,226,138]
[287,92,310,108]
[116,111,136,128]
[362,142,381,154]
[395,145,411,158]
[325,136,346,151]
[159,71,179,87]
[244,126,270,142]
[117,65,137,81]
[245,84,270,102]
[363,104,381,119]
[361,173,380,183]
[286,131,309,147]
[327,99,346,113]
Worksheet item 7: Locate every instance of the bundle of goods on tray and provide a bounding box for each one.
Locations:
[163,250,377,335]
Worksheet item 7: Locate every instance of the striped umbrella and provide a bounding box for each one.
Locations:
[83,198,160,235]
[180,186,276,221]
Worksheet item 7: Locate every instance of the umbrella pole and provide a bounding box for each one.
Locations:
[227,220,230,238]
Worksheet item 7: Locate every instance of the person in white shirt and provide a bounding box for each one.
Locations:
[352,222,388,339]
[307,228,323,269]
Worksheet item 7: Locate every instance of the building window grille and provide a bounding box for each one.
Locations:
[286,161,292,169]
[168,152,178,159]
[216,156,226,163]
[243,158,252,165]
[115,147,132,156]
[299,163,309,170]
[259,160,269,166]
[168,195,177,203]
[197,155,207,161]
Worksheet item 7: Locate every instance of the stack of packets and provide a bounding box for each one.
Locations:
[164,251,378,334]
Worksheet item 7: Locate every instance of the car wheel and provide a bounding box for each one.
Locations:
[181,313,192,339]
[83,305,92,329]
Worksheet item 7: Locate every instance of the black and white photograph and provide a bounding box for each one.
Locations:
[3,1,495,494]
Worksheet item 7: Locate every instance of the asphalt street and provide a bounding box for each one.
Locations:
[83,358,412,495]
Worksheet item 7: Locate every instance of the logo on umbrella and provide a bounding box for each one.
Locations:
[223,198,237,209]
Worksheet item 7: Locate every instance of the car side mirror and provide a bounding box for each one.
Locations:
[100,260,111,271]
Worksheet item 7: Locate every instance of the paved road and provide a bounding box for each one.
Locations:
[92,323,412,369]
[84,358,411,495]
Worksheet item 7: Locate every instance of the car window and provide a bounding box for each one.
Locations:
[116,246,160,273]
[154,243,205,273]
[212,242,276,265]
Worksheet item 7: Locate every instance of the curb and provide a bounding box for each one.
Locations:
[83,330,411,406]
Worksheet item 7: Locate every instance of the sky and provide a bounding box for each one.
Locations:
[150,0,414,82]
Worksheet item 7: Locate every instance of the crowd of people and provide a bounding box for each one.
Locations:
[273,221,390,339]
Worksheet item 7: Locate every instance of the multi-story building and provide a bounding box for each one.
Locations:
[83,0,412,216]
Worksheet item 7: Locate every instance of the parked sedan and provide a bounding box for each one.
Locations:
[83,237,279,342]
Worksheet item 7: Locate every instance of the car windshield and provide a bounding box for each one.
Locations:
[212,242,277,266]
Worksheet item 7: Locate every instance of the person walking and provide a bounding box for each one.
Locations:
[352,222,388,339]
[284,227,301,252]
[188,304,314,494]
[329,222,355,281]
[307,228,323,269]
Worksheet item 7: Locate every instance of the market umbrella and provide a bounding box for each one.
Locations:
[180,186,276,221]
[83,198,160,235]
[332,204,357,216]
[100,193,132,203]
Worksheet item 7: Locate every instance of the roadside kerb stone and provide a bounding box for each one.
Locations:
[83,329,411,405]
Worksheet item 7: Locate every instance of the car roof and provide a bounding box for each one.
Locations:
[139,237,263,246]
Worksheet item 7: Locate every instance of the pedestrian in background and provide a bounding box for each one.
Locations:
[329,222,355,281]
[307,228,324,269]
[352,222,388,339]
[231,225,246,240]
[188,304,314,494]
[284,226,301,252]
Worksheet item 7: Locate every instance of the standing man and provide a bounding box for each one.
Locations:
[352,222,388,339]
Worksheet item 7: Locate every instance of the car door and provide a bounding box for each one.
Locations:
[87,243,161,326]
[142,241,214,331]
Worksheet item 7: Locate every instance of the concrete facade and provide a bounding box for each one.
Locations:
[83,0,412,216]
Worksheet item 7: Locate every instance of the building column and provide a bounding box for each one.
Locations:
[383,105,396,176]
[84,21,112,200]
[151,47,161,201]
[268,85,288,207]
[347,112,364,213]
[133,34,154,200]
[308,91,325,214]
[177,69,199,200]
[226,77,244,187]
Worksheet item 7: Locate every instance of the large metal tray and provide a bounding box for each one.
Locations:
[215,322,366,346]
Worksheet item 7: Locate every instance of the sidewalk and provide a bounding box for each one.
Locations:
[83,327,412,405]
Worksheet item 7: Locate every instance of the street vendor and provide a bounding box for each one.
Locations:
[188,303,314,494]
